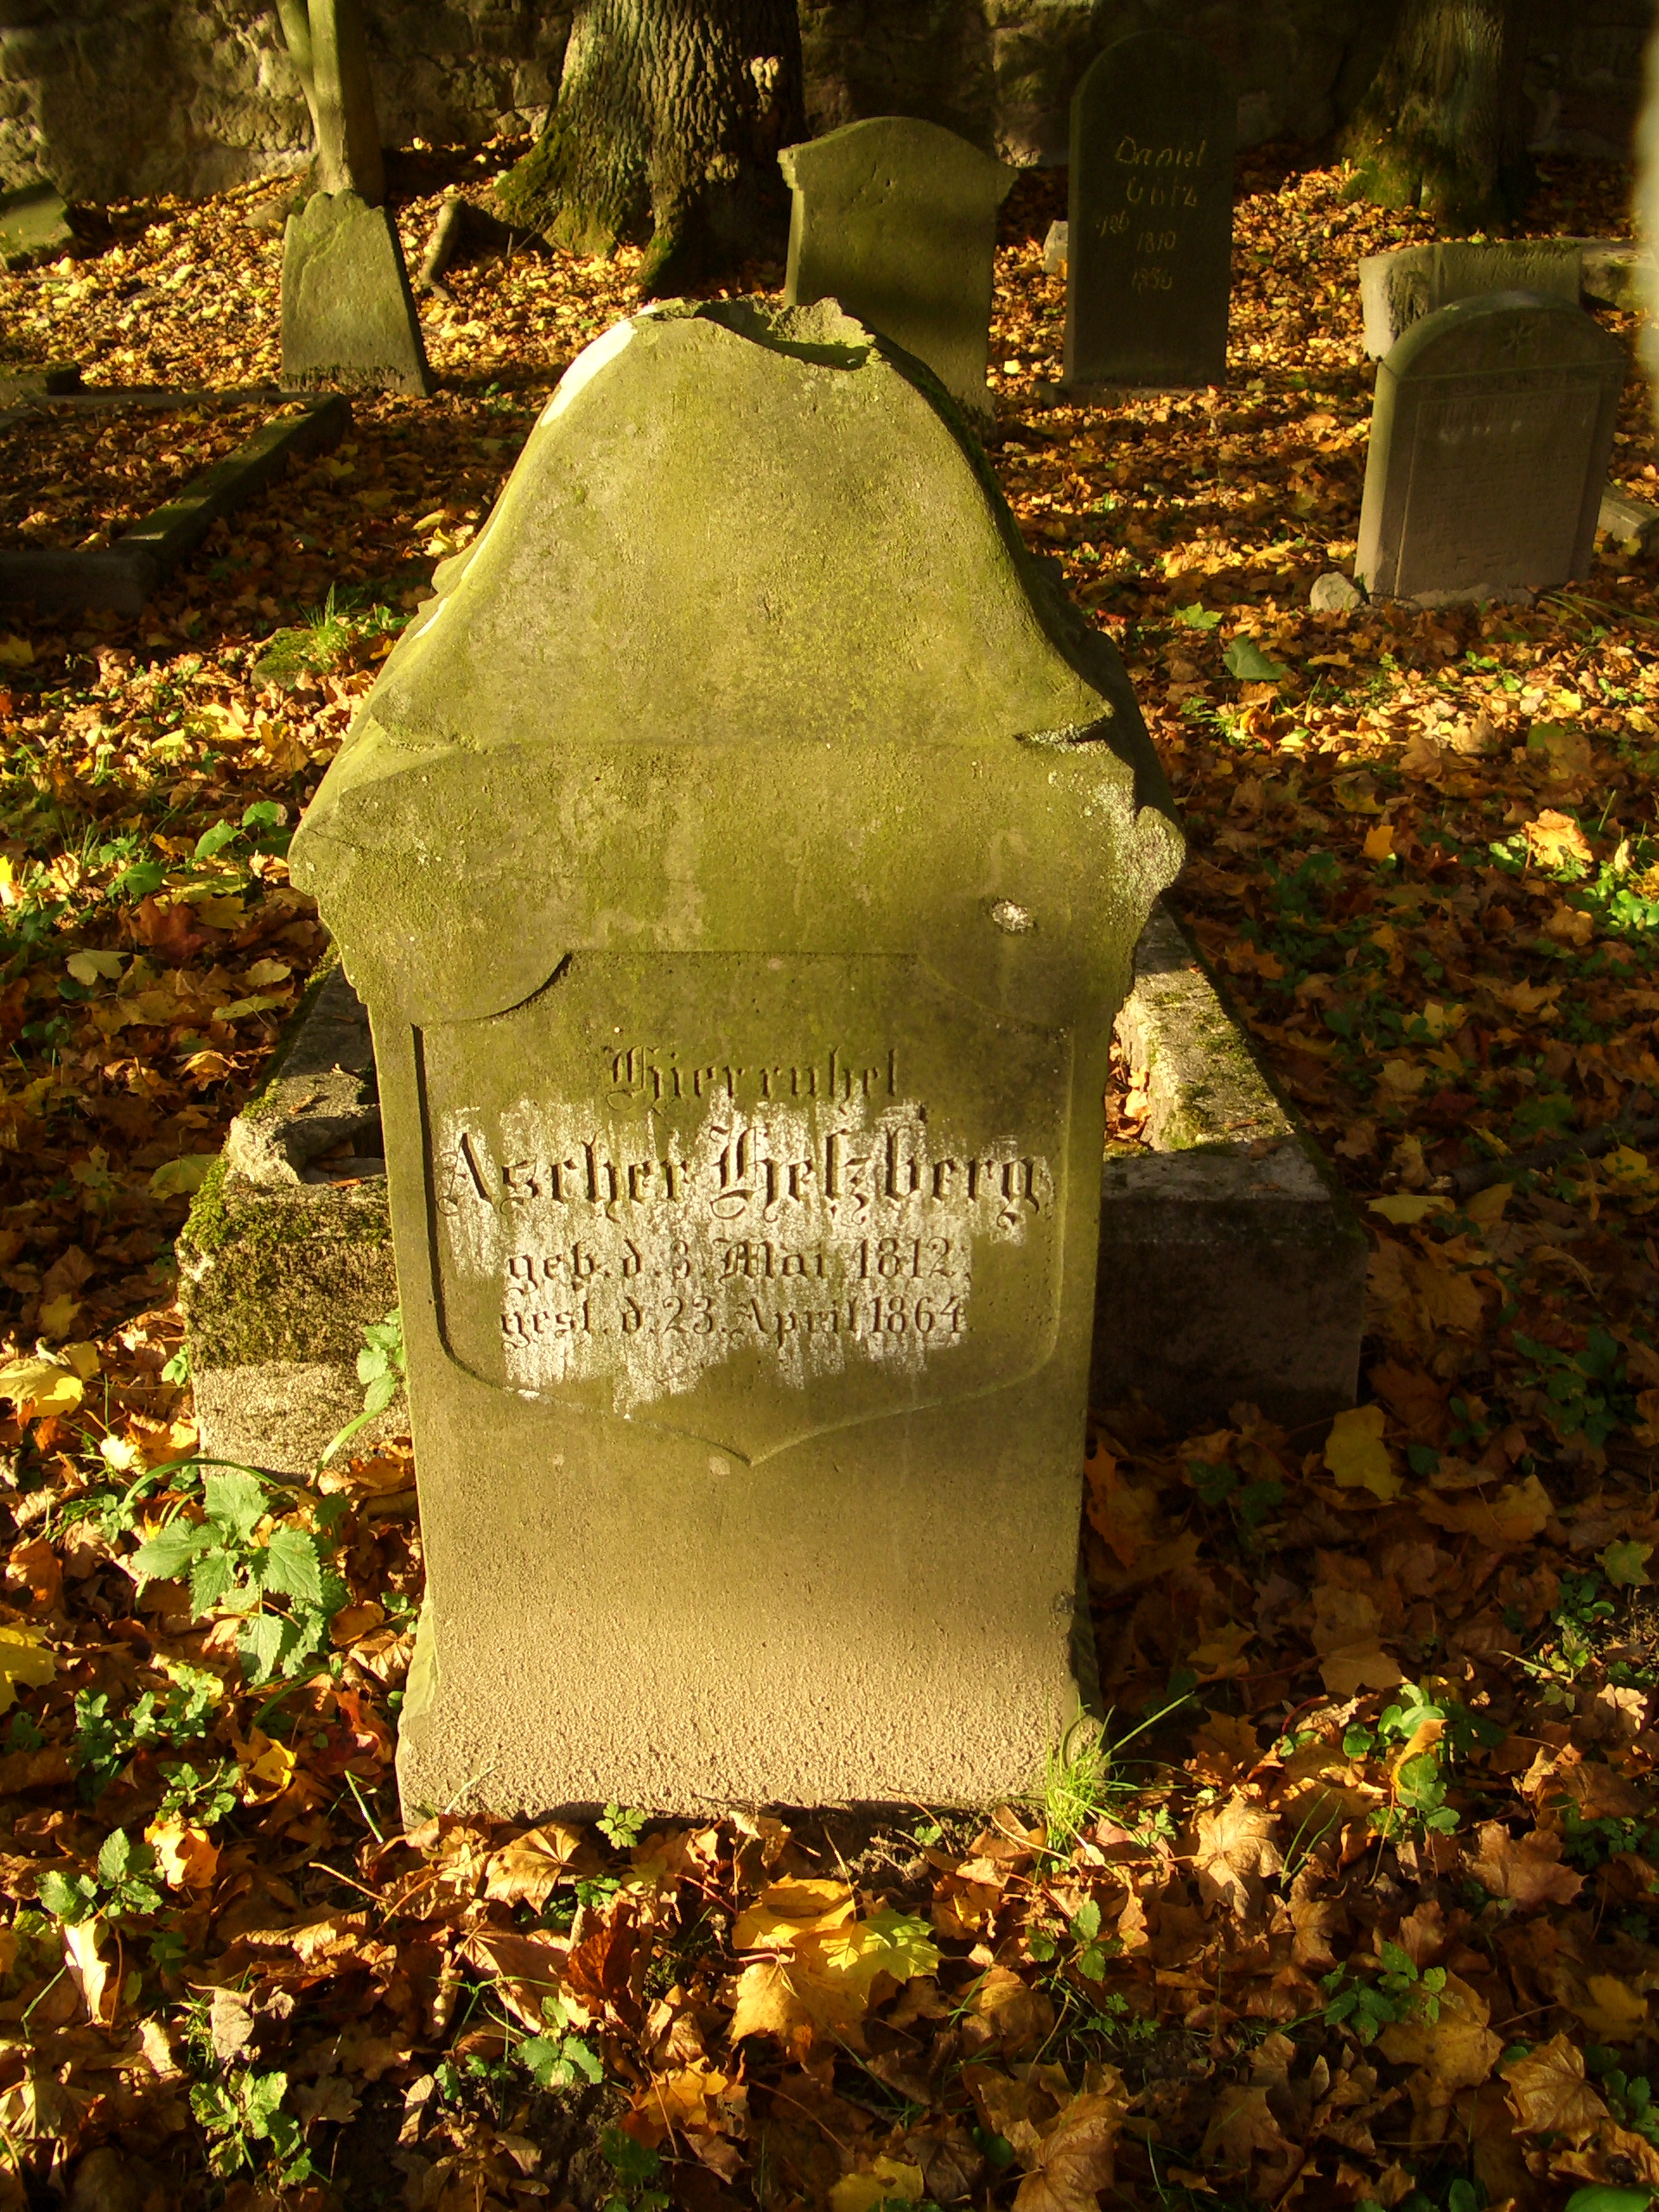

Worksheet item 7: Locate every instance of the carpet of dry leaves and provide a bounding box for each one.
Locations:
[0,141,1655,2212]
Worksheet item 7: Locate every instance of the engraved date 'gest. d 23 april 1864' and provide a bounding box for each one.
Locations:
[427,1035,1060,1417]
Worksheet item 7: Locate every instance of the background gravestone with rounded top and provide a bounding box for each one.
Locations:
[282,190,431,397]
[1064,31,1235,394]
[779,118,1014,418]
[1356,290,1624,607]
[289,297,1182,1821]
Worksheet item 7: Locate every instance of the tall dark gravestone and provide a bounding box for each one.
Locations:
[779,118,1014,418]
[1356,291,1623,606]
[289,298,1182,1820]
[1064,32,1234,392]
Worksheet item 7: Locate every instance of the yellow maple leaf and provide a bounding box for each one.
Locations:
[733,1878,856,1951]
[146,1817,219,1893]
[0,1352,83,1419]
[1014,2084,1129,2212]
[1571,1974,1649,2044]
[0,1623,56,1716]
[1369,1194,1452,1226]
[483,1822,590,1909]
[830,2159,925,2212]
[235,1729,296,1796]
[1376,1973,1501,2095]
[1503,2033,1609,2143]
[1322,1404,1401,1500]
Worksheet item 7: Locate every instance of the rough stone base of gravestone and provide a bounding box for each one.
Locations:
[179,965,400,1476]
[281,191,431,397]
[1093,905,1364,1431]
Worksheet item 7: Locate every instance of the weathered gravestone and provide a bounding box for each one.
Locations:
[779,120,1014,418]
[282,191,430,397]
[1065,32,1234,393]
[1359,240,1584,359]
[1356,291,1624,607]
[289,297,1183,1818]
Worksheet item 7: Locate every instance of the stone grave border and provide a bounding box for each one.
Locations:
[0,386,350,616]
[181,903,1363,1476]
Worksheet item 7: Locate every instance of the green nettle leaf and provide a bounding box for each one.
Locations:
[1223,635,1291,682]
[239,1612,291,1683]
[262,1527,325,1607]
[130,1520,213,1586]
[361,1373,401,1418]
[204,1471,268,1544]
[1171,602,1224,630]
[1071,1897,1103,1945]
[190,1548,241,1618]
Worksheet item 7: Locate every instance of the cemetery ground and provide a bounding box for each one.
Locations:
[0,142,1658,2212]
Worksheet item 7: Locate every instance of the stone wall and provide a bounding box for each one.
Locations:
[0,0,572,204]
[0,0,1650,206]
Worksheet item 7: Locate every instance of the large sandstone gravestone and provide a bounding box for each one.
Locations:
[282,191,431,397]
[1357,291,1624,607]
[1359,239,1585,359]
[289,297,1183,1818]
[1064,32,1235,393]
[779,119,1014,418]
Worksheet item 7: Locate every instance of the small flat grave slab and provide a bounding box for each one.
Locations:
[0,181,73,269]
[1064,30,1234,394]
[0,388,350,615]
[779,118,1014,419]
[1356,291,1624,607]
[0,362,82,404]
[180,963,398,1477]
[283,190,431,398]
[1360,239,1584,359]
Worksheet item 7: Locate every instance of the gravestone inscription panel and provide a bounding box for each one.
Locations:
[1065,31,1235,392]
[779,118,1014,417]
[1356,290,1624,605]
[290,297,1182,1819]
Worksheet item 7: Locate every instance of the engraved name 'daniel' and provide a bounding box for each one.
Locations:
[434,1041,1053,1410]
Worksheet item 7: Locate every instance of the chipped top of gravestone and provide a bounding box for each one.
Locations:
[779,121,1014,415]
[1359,239,1583,359]
[290,296,1179,1021]
[281,190,431,398]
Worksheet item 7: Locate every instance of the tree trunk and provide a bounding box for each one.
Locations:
[1340,0,1535,228]
[276,0,385,206]
[493,0,804,296]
